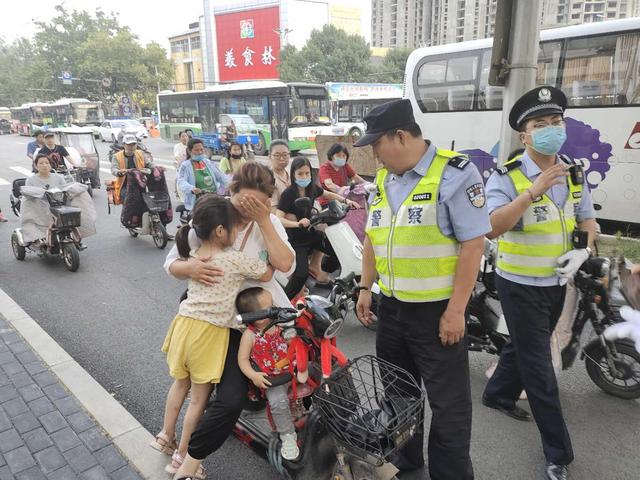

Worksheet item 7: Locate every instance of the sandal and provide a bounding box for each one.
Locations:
[165,450,206,479]
[149,432,177,456]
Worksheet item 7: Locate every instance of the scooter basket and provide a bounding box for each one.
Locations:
[142,192,170,213]
[50,206,82,228]
[314,355,425,464]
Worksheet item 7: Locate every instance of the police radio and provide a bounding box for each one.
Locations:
[572,229,588,249]
[569,165,584,186]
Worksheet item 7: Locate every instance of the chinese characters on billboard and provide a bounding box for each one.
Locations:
[215,6,281,82]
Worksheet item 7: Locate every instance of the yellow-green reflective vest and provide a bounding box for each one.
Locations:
[365,150,461,302]
[496,155,583,277]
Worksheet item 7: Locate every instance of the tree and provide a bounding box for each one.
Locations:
[372,48,412,84]
[278,25,372,83]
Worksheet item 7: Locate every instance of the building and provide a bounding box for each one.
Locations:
[371,0,430,49]
[541,0,640,27]
[429,0,497,46]
[168,22,205,92]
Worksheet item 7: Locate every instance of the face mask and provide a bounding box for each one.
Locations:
[230,153,242,159]
[295,178,312,188]
[333,157,347,167]
[191,154,205,161]
[529,125,567,156]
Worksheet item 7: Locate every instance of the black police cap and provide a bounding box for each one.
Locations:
[354,98,415,147]
[509,86,567,131]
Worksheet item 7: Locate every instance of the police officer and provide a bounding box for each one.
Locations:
[482,86,597,480]
[355,99,490,480]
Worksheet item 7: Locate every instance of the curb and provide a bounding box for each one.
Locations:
[0,287,168,479]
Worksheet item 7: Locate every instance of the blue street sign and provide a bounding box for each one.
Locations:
[62,71,72,85]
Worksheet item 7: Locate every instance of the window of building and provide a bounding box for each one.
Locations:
[190,36,200,50]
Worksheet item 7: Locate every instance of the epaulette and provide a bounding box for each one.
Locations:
[497,160,522,175]
[559,154,583,167]
[448,156,470,169]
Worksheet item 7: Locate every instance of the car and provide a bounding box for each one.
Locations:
[98,119,148,142]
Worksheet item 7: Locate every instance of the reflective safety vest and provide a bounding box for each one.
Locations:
[365,149,464,302]
[496,155,584,278]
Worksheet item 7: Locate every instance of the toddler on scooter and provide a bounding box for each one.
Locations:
[237,287,300,461]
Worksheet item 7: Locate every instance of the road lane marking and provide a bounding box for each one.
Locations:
[10,166,33,176]
[0,177,10,186]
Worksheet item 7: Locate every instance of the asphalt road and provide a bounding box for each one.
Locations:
[0,135,638,480]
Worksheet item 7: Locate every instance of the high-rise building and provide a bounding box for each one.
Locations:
[541,0,639,27]
[429,0,497,46]
[371,0,430,49]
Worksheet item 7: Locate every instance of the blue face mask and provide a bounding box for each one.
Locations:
[530,125,567,156]
[191,154,205,161]
[295,178,312,188]
[333,157,347,167]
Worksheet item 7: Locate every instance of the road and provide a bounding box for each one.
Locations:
[0,135,638,480]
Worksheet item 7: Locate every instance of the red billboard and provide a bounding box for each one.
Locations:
[215,6,281,82]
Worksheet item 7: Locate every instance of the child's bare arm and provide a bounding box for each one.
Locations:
[238,330,257,379]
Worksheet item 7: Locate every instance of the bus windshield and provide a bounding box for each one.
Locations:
[73,104,104,126]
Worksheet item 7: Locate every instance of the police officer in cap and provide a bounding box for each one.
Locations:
[482,86,597,480]
[356,99,490,479]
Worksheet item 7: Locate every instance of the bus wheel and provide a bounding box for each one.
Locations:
[348,127,363,143]
[253,133,267,156]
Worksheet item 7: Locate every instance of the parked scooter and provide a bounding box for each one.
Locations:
[11,185,85,272]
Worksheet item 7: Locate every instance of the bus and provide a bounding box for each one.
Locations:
[0,107,11,121]
[43,98,105,137]
[157,81,342,155]
[405,17,640,226]
[326,82,404,142]
[10,103,49,136]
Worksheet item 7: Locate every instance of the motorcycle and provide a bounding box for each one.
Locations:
[11,185,85,272]
[291,198,380,331]
[235,301,421,480]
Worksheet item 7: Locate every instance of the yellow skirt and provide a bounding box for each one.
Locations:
[161,315,230,384]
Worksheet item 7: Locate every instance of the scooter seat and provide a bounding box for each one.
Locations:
[12,178,26,198]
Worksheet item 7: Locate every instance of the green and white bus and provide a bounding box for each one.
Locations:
[157,81,343,154]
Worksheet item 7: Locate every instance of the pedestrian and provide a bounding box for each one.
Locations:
[219,141,248,175]
[318,142,366,202]
[268,139,291,212]
[174,131,189,166]
[355,99,489,480]
[154,195,273,478]
[163,162,295,479]
[482,86,597,480]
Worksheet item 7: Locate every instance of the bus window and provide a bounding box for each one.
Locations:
[415,55,478,112]
[537,41,562,86]
[561,32,640,107]
[478,49,503,110]
[351,102,364,122]
[338,103,350,122]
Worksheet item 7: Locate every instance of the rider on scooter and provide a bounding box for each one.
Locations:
[110,134,154,203]
[318,142,367,201]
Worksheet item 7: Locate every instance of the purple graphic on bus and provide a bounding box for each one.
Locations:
[459,117,613,190]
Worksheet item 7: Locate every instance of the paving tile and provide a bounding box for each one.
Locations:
[53,396,81,416]
[28,397,56,417]
[12,411,41,434]
[34,446,67,474]
[15,349,39,364]
[110,465,142,480]
[39,411,68,434]
[1,361,25,376]
[0,352,15,365]
[0,331,21,345]
[4,446,36,474]
[33,372,58,389]
[79,464,110,480]
[8,341,30,355]
[0,372,9,387]
[43,384,68,402]
[47,465,79,480]
[19,383,45,403]
[15,465,47,480]
[0,409,10,433]
[0,428,24,453]
[78,427,110,453]
[23,427,54,454]
[0,453,4,467]
[51,427,81,453]
[3,397,29,416]
[24,361,47,376]
[94,445,126,473]
[0,384,18,403]
[62,444,98,474]
[0,465,13,480]
[66,411,95,434]
[10,372,34,389]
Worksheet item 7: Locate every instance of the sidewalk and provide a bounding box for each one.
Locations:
[0,313,142,479]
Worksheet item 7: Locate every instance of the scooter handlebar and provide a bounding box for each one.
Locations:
[236,307,298,326]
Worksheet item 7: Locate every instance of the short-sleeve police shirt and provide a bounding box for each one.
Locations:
[486,151,596,286]
[373,142,491,242]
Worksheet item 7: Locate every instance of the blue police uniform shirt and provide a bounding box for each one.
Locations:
[373,142,491,242]
[486,151,596,287]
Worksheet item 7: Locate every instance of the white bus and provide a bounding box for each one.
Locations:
[326,82,403,142]
[405,18,640,226]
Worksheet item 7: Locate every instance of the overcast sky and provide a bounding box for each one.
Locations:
[1,0,204,51]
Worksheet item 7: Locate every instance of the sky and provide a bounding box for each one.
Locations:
[1,0,204,51]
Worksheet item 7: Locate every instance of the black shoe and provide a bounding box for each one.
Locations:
[545,463,567,480]
[482,394,532,421]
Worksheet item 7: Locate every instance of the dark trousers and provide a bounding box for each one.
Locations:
[188,329,248,459]
[377,295,474,480]
[484,275,574,465]
[284,230,338,299]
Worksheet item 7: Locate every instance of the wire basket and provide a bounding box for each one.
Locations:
[142,192,170,213]
[314,355,425,464]
[51,206,82,228]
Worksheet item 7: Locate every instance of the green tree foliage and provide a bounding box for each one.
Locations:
[372,48,412,84]
[0,4,173,110]
[278,25,372,83]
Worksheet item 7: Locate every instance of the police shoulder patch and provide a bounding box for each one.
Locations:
[497,160,522,175]
[465,182,486,208]
[448,156,470,169]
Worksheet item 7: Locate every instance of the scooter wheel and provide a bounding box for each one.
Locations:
[152,223,168,249]
[11,232,26,261]
[128,229,138,237]
[585,339,640,399]
[62,243,80,272]
[11,203,21,217]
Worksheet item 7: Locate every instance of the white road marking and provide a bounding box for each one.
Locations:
[0,177,10,186]
[100,168,111,174]
[10,166,33,176]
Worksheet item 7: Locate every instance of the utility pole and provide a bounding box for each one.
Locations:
[491,0,543,165]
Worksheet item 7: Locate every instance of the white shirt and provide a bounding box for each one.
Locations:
[164,214,296,307]
[173,142,187,163]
